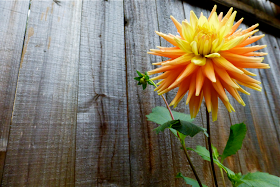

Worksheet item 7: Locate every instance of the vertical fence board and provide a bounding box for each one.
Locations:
[75,0,130,186]
[2,0,82,186]
[0,0,30,182]
[156,1,215,186]
[124,0,180,186]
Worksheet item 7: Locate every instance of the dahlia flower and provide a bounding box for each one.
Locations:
[147,5,269,121]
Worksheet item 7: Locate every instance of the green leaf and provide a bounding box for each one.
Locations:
[154,120,206,138]
[221,123,247,162]
[136,70,142,76]
[237,172,280,187]
[154,120,180,134]
[134,77,141,81]
[142,83,147,90]
[212,144,219,160]
[146,106,193,125]
[188,146,239,183]
[172,120,207,137]
[176,172,208,187]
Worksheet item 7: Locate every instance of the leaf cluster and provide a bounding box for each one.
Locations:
[134,71,154,90]
[146,107,280,187]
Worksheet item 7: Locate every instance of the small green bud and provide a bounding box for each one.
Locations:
[140,77,146,84]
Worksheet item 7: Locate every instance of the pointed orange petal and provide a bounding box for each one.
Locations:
[219,96,234,112]
[203,80,212,112]
[157,69,182,93]
[214,65,239,88]
[212,76,229,102]
[147,65,180,75]
[240,23,259,35]
[228,71,261,84]
[170,16,183,37]
[170,78,191,107]
[195,68,205,96]
[236,80,262,91]
[235,63,270,69]
[193,92,204,118]
[186,74,196,104]
[242,52,268,56]
[208,5,217,21]
[239,68,256,76]
[220,52,264,63]
[150,71,172,80]
[168,63,198,89]
[220,78,245,106]
[218,12,223,22]
[155,31,179,47]
[237,34,265,47]
[202,59,216,82]
[227,18,243,36]
[226,45,266,54]
[212,56,244,74]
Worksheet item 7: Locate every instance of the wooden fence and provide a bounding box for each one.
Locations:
[0,0,279,186]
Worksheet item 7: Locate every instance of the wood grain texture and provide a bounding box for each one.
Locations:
[0,0,279,186]
[0,1,30,181]
[211,0,280,30]
[2,0,82,186]
[124,0,181,186]
[156,2,214,186]
[75,1,130,186]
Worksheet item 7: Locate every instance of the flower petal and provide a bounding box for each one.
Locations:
[191,55,206,66]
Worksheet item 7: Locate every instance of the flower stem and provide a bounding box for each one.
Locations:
[220,168,226,187]
[150,80,203,187]
[162,94,203,187]
[182,142,204,187]
[206,109,219,187]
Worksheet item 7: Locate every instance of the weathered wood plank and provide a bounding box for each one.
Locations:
[124,0,181,186]
[2,0,82,186]
[75,1,130,186]
[156,2,214,186]
[211,0,280,30]
[226,15,280,177]
[0,0,30,182]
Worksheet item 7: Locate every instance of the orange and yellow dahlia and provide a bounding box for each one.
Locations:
[147,5,270,121]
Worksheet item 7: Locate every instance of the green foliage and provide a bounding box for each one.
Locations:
[176,172,208,187]
[221,123,247,162]
[146,106,193,125]
[134,71,154,90]
[154,119,207,138]
[237,172,280,187]
[188,145,239,183]
[212,144,219,160]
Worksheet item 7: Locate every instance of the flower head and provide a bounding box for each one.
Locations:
[147,5,270,121]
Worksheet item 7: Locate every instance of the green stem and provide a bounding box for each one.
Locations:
[220,168,226,187]
[206,109,219,187]
[151,80,203,187]
[182,141,204,187]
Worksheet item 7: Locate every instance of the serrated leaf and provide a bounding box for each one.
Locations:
[237,172,280,187]
[172,120,207,137]
[188,146,239,183]
[154,120,180,134]
[176,172,208,187]
[154,120,205,138]
[146,106,193,125]
[221,123,247,162]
